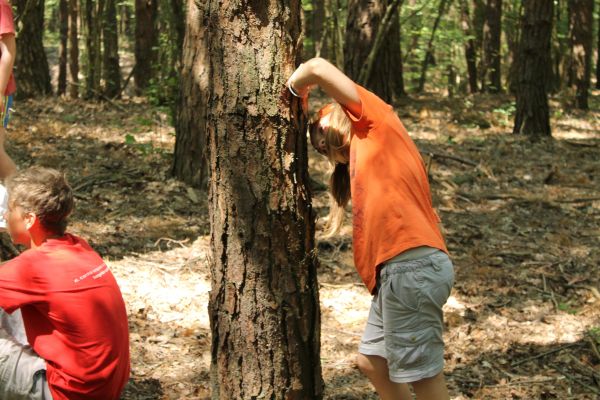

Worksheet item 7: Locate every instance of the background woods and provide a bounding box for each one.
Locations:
[5,0,600,398]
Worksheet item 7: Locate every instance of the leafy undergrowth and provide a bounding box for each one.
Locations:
[7,91,599,399]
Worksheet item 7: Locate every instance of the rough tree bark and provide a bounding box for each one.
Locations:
[568,0,593,109]
[203,0,323,398]
[345,0,405,102]
[481,0,502,92]
[513,0,553,138]
[134,0,158,93]
[172,0,208,188]
[14,0,52,98]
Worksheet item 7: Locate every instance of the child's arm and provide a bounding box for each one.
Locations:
[0,32,15,98]
[286,58,362,118]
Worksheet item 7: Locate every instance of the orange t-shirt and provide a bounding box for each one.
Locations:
[341,84,447,293]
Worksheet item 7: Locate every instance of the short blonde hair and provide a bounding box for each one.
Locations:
[6,167,74,235]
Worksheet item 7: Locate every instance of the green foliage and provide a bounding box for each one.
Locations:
[124,133,165,156]
[557,301,579,315]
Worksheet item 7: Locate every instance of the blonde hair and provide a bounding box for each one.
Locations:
[6,167,74,235]
[311,103,352,237]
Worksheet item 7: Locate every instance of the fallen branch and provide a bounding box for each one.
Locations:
[427,151,478,167]
[511,342,581,367]
[550,363,600,395]
[484,376,564,388]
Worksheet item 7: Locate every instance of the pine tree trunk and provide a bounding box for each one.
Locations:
[417,0,449,92]
[14,0,52,98]
[102,0,121,98]
[460,0,479,93]
[313,0,326,57]
[68,0,79,98]
[58,0,68,96]
[481,0,502,92]
[84,0,103,99]
[513,0,553,138]
[203,0,323,397]
[344,0,404,102]
[596,4,600,89]
[504,1,521,94]
[169,0,186,50]
[134,0,158,93]
[568,0,593,109]
[172,0,208,188]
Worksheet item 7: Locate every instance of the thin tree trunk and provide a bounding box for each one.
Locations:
[513,0,553,139]
[204,0,323,397]
[103,0,121,98]
[313,0,325,57]
[134,0,158,93]
[504,0,521,94]
[345,0,403,102]
[417,0,449,93]
[481,0,502,92]
[14,0,52,98]
[169,0,185,51]
[596,4,600,89]
[68,0,79,98]
[568,0,593,109]
[84,0,103,99]
[460,0,479,93]
[58,0,68,96]
[172,0,208,188]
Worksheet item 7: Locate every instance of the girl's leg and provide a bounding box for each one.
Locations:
[357,353,412,400]
[411,372,449,400]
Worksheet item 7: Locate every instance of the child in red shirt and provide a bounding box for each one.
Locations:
[0,167,130,400]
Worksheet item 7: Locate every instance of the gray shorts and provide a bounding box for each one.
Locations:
[0,310,52,400]
[359,250,454,383]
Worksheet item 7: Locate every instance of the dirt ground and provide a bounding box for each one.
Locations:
[6,90,599,399]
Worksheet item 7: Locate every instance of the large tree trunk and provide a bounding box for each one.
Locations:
[568,0,593,109]
[57,0,68,96]
[172,0,208,188]
[513,0,553,139]
[203,0,323,398]
[68,0,79,98]
[14,0,52,98]
[481,0,502,92]
[344,0,404,102]
[460,0,479,93]
[102,0,121,98]
[134,0,158,94]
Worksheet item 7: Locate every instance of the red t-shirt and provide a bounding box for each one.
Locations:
[342,84,447,293]
[0,0,16,95]
[0,234,130,400]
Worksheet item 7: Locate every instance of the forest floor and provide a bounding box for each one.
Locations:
[6,90,599,399]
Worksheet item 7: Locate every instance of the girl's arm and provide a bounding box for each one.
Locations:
[286,58,362,118]
[0,33,15,96]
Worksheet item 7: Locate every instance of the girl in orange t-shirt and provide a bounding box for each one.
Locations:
[287,58,454,400]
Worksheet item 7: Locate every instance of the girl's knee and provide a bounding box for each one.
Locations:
[356,353,387,377]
